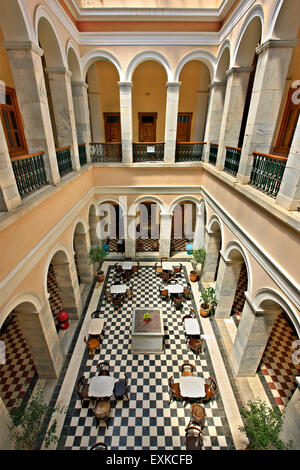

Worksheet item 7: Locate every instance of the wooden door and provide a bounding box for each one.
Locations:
[176,113,193,142]
[138,113,157,142]
[104,113,121,142]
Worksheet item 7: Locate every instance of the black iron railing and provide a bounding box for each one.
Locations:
[90,143,122,162]
[224,146,242,176]
[56,146,72,177]
[133,142,165,162]
[175,142,205,162]
[249,151,287,198]
[78,143,87,166]
[208,143,218,166]
[11,152,48,198]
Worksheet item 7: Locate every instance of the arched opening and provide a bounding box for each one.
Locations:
[88,204,99,250]
[202,218,222,283]
[97,200,125,254]
[135,201,161,253]
[170,200,199,253]
[73,222,93,286]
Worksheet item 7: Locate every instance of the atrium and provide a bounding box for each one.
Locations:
[0,0,299,451]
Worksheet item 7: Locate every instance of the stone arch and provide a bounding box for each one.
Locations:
[0,0,36,43]
[67,40,83,83]
[0,292,43,330]
[96,196,128,216]
[223,240,252,296]
[215,41,231,83]
[73,220,93,285]
[168,195,203,216]
[231,5,264,67]
[206,214,224,247]
[266,0,299,41]
[35,5,67,68]
[174,50,216,83]
[202,214,223,283]
[125,50,172,82]
[81,49,123,81]
[128,195,167,217]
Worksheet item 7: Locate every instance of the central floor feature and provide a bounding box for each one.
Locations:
[131,308,164,353]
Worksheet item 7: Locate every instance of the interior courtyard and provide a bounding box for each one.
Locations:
[0,0,299,452]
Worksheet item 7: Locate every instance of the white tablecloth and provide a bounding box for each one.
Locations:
[162,262,174,271]
[122,261,133,270]
[179,376,205,398]
[167,284,184,294]
[88,376,115,398]
[184,318,201,336]
[88,318,105,336]
[111,284,127,294]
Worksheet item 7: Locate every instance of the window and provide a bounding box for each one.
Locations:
[0,87,28,157]
[274,86,300,156]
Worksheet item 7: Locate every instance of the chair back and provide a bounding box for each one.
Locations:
[180,362,196,375]
[97,361,110,376]
[90,442,108,451]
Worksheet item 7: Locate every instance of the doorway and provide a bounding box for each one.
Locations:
[138,113,157,142]
[176,113,193,142]
[103,113,121,142]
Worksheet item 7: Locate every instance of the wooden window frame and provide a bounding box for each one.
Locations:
[274,86,300,156]
[0,86,28,158]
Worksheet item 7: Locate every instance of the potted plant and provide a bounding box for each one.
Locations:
[199,287,217,317]
[88,245,106,283]
[192,248,206,274]
[238,398,293,450]
[144,312,152,322]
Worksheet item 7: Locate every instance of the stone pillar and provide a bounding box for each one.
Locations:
[280,387,300,450]
[276,114,300,210]
[0,117,22,211]
[45,67,81,172]
[203,81,226,162]
[237,39,297,184]
[52,260,82,319]
[194,90,209,142]
[216,67,253,171]
[230,295,279,376]
[89,213,100,250]
[193,204,205,250]
[201,229,221,282]
[0,397,12,450]
[71,81,92,162]
[15,303,63,379]
[164,82,181,163]
[214,254,243,318]
[4,42,60,185]
[88,92,103,143]
[118,81,133,163]
[73,232,94,283]
[125,214,136,258]
[159,214,172,258]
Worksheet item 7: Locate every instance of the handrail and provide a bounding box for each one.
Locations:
[11,151,45,162]
[253,151,288,162]
[90,142,121,145]
[133,141,165,145]
[176,141,206,145]
[226,145,242,151]
[55,145,71,152]
[78,142,86,147]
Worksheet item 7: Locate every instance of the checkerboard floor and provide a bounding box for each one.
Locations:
[171,237,188,252]
[47,264,63,327]
[58,264,235,450]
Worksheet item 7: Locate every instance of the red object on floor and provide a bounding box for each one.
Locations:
[57,310,69,330]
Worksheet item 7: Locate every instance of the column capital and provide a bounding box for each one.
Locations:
[209,80,226,89]
[2,41,44,57]
[71,81,89,90]
[226,66,254,76]
[118,81,133,88]
[256,38,299,55]
[166,81,181,88]
[45,67,72,78]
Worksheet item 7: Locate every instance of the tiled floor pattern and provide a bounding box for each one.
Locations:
[47,264,63,328]
[0,315,37,410]
[231,262,248,321]
[171,237,188,252]
[58,265,235,450]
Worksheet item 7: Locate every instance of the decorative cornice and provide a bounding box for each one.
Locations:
[166,81,182,87]
[226,66,254,76]
[2,41,44,57]
[45,67,72,77]
[256,39,299,55]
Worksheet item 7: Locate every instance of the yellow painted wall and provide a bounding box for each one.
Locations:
[0,29,14,88]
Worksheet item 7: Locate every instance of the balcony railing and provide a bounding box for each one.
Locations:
[78,143,87,166]
[90,143,122,162]
[175,142,205,162]
[11,152,48,198]
[224,146,242,176]
[133,142,164,162]
[208,143,218,166]
[56,146,72,177]
[249,151,287,198]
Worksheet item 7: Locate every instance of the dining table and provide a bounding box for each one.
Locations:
[122,261,133,270]
[179,376,206,405]
[88,376,115,399]
[184,318,201,336]
[88,317,105,337]
[162,262,174,272]
[110,284,127,295]
[167,284,184,295]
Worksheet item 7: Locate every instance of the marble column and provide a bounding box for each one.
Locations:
[276,114,300,210]
[279,387,300,449]
[45,67,81,172]
[192,204,205,250]
[0,117,22,211]
[193,90,209,142]
[214,254,243,318]
[216,67,253,171]
[203,81,226,162]
[237,39,298,184]
[118,81,133,163]
[89,213,101,250]
[73,232,94,284]
[15,302,63,379]
[201,229,221,282]
[71,81,92,162]
[230,295,279,376]
[4,42,60,185]
[52,259,82,319]
[164,82,181,163]
[0,397,12,449]
[125,214,136,258]
[159,214,172,258]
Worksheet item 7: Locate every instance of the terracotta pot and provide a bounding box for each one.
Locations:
[96,270,105,283]
[200,303,210,317]
[190,271,199,282]
[144,318,151,322]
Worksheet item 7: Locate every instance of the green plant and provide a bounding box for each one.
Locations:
[199,287,218,309]
[8,386,67,450]
[88,245,106,270]
[144,312,152,320]
[238,398,293,450]
[192,248,206,265]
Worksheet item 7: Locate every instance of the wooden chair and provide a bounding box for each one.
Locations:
[185,426,203,450]
[122,269,132,281]
[183,284,192,300]
[114,263,123,274]
[91,310,101,318]
[90,442,108,450]
[189,404,206,427]
[84,336,100,356]
[93,399,110,428]
[154,262,163,276]
[174,263,183,277]
[126,284,133,300]
[168,376,182,404]
[159,285,169,301]
[113,373,129,401]
[105,290,113,302]
[132,261,140,275]
[180,363,196,376]
[97,361,110,376]
[152,240,159,251]
[203,377,218,401]
[75,376,90,404]
[160,271,170,282]
[112,296,123,309]
[172,296,184,310]
[188,338,204,357]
